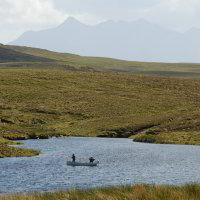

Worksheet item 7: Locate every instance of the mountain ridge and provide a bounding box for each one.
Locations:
[12,17,200,62]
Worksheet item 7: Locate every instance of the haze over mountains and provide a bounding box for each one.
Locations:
[10,17,200,63]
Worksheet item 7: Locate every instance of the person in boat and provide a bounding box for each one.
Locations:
[72,154,76,162]
[89,157,95,163]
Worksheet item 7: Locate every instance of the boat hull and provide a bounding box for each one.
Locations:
[67,161,99,166]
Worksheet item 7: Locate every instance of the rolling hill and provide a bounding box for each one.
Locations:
[1,44,200,78]
[0,69,200,144]
[0,44,53,63]
[0,44,200,157]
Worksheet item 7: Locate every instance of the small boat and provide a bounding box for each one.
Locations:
[67,161,99,167]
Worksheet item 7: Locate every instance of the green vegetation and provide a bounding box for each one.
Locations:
[0,45,52,63]
[0,45,200,157]
[1,184,200,200]
[0,144,40,158]
[0,68,200,157]
[0,135,39,158]
[0,137,20,145]
[132,131,200,145]
[1,44,200,79]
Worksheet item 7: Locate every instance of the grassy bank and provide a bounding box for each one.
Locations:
[132,131,200,145]
[0,69,200,157]
[0,144,40,158]
[0,137,40,158]
[1,184,200,200]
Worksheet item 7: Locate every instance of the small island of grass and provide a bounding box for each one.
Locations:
[0,138,40,158]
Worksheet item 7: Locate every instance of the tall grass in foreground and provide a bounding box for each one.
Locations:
[1,184,200,200]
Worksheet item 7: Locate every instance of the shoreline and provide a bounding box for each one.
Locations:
[1,132,200,158]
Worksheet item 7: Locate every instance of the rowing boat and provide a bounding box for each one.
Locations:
[67,161,99,167]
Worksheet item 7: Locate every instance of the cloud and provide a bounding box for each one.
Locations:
[55,0,160,22]
[0,0,67,43]
[55,0,159,12]
[1,0,200,43]
[145,0,200,31]
[54,0,200,31]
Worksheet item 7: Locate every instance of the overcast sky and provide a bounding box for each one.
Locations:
[1,0,200,43]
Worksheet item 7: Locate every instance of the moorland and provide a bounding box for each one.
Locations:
[0,44,200,158]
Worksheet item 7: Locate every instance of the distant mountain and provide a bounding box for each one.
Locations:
[9,18,200,62]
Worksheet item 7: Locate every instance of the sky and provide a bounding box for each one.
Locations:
[1,0,200,43]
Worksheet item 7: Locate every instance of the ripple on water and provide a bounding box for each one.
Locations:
[0,138,200,194]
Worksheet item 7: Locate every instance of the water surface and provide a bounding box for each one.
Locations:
[0,137,200,194]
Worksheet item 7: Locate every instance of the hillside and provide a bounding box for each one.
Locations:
[1,44,200,79]
[0,69,200,157]
[0,44,52,63]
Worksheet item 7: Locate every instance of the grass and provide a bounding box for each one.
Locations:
[2,44,200,79]
[0,144,40,158]
[0,44,200,156]
[132,131,200,145]
[1,184,200,200]
[0,135,40,158]
[0,137,20,145]
[0,45,52,63]
[0,68,200,157]
[0,137,39,158]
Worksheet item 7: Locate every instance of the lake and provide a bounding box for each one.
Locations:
[0,137,200,194]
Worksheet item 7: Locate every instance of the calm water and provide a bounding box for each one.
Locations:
[0,137,200,194]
